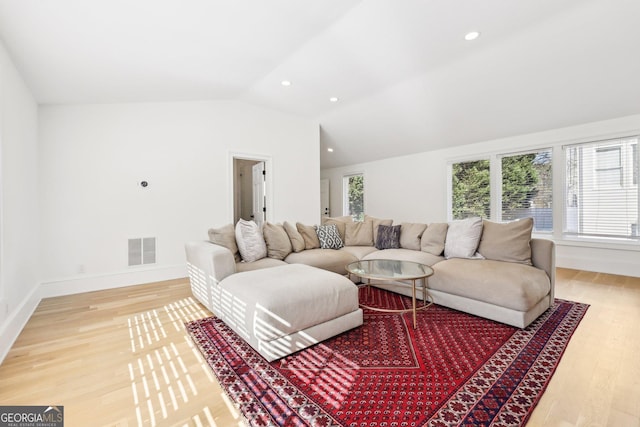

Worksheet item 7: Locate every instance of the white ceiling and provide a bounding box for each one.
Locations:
[1,0,639,169]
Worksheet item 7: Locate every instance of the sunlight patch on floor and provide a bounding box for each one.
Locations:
[126,297,213,426]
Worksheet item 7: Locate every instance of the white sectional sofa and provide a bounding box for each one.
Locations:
[185,215,555,359]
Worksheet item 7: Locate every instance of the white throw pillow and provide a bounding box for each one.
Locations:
[235,219,267,262]
[444,217,485,259]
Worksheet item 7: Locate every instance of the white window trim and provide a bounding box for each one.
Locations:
[447,149,553,227]
[446,157,491,221]
[446,129,640,251]
[561,135,639,242]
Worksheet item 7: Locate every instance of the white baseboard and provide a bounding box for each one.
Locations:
[0,284,41,365]
[557,256,640,278]
[0,264,188,365]
[39,264,188,298]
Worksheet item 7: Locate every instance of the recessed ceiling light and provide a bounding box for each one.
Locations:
[464,31,480,41]
[329,97,339,103]
[281,80,292,86]
[327,148,334,152]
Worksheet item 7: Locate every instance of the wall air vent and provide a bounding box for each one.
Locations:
[128,237,156,266]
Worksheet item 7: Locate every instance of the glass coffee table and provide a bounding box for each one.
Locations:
[346,259,434,329]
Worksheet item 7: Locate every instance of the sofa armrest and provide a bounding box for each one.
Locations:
[185,241,236,312]
[530,238,555,301]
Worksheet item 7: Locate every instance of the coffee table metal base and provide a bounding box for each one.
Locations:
[358,278,432,329]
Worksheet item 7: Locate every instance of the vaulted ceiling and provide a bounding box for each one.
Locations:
[1,0,639,168]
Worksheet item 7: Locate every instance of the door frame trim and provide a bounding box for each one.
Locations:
[229,152,273,225]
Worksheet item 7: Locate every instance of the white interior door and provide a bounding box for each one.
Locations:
[252,162,266,226]
[320,179,330,217]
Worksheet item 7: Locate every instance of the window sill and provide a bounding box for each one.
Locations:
[553,236,640,252]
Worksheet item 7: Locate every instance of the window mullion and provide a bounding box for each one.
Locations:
[491,155,502,222]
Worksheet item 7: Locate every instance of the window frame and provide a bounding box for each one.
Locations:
[448,157,492,221]
[448,148,553,233]
[562,136,639,241]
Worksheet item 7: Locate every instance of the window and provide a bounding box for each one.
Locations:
[343,173,364,221]
[450,149,552,232]
[500,149,553,231]
[451,159,490,220]
[564,136,639,239]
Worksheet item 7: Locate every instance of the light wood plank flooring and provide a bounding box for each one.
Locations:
[0,269,638,426]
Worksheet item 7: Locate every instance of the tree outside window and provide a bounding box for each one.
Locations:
[501,150,552,231]
[451,159,490,219]
[344,174,364,221]
[451,150,552,232]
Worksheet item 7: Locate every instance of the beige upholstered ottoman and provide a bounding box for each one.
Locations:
[214,263,363,361]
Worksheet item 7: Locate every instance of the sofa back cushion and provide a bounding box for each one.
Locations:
[296,222,321,250]
[421,223,448,256]
[284,221,305,253]
[477,218,533,265]
[208,223,241,262]
[235,219,267,262]
[365,215,393,242]
[263,222,293,260]
[345,220,374,246]
[444,217,484,259]
[321,216,351,241]
[400,222,427,251]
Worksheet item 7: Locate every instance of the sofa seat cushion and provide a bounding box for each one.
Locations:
[219,264,359,341]
[430,259,551,312]
[285,249,358,275]
[362,248,444,267]
[340,246,378,259]
[236,257,287,273]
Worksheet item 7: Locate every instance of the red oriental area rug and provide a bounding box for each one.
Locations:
[186,287,588,426]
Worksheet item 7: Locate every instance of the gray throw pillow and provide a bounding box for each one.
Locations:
[315,224,344,249]
[375,224,401,249]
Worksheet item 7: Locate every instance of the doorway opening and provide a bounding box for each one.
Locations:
[231,155,270,226]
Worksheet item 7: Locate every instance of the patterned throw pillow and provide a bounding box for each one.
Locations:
[315,224,344,249]
[375,224,401,250]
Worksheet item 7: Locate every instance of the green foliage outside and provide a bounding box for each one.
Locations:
[501,153,539,220]
[452,153,550,221]
[348,175,364,221]
[452,160,490,219]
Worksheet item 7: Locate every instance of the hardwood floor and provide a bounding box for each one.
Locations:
[0,279,243,427]
[528,269,640,427]
[0,269,638,426]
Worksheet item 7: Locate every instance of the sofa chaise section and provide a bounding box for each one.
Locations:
[185,240,363,361]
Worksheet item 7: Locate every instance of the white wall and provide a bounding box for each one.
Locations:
[0,41,40,357]
[322,114,640,278]
[39,100,320,295]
